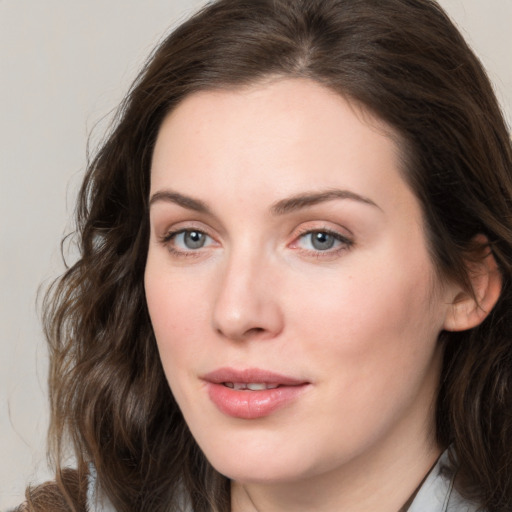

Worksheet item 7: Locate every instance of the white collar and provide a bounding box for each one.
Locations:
[408,449,481,512]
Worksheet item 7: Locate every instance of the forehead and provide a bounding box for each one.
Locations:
[150,78,411,216]
[155,78,398,153]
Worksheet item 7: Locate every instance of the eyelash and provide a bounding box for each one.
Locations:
[293,227,354,258]
[159,228,215,258]
[158,226,354,258]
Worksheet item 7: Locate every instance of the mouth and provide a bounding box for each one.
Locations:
[202,367,310,419]
[202,367,307,386]
[222,382,280,390]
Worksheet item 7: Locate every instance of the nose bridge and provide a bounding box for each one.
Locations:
[212,242,283,341]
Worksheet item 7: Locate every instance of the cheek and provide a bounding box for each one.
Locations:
[290,266,443,450]
[289,246,443,387]
[144,263,208,378]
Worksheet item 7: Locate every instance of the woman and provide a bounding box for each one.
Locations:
[17,0,512,511]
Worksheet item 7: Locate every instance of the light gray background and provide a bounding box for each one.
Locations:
[1,1,511,509]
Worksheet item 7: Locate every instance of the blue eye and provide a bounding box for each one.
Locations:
[298,230,350,252]
[169,230,212,250]
[310,232,336,250]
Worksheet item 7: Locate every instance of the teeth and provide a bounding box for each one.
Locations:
[246,383,268,391]
[223,382,280,390]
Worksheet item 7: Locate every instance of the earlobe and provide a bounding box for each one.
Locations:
[443,239,502,332]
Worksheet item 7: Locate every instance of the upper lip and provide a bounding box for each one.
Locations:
[202,367,308,386]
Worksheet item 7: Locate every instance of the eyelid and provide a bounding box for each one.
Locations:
[160,228,212,244]
[289,224,354,256]
[157,222,220,257]
[156,219,214,241]
[291,222,353,242]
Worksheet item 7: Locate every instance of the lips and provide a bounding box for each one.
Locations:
[202,367,310,419]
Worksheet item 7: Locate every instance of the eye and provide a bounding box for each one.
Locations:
[304,231,337,251]
[295,229,352,253]
[162,229,215,253]
[176,230,209,249]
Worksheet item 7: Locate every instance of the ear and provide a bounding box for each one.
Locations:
[443,237,502,332]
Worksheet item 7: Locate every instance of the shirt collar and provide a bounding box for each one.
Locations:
[408,449,480,512]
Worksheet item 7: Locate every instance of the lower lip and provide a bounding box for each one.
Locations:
[206,383,309,419]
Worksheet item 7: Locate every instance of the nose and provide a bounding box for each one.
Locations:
[212,250,284,342]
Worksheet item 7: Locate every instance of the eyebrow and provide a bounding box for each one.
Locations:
[270,189,381,215]
[148,188,380,215]
[149,191,211,214]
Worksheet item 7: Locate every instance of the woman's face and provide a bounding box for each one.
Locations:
[145,78,455,485]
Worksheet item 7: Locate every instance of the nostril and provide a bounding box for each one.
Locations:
[247,327,265,335]
[224,326,268,341]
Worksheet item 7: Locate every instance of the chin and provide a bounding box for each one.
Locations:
[212,456,309,484]
[197,433,326,485]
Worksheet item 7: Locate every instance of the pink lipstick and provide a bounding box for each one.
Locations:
[202,368,309,419]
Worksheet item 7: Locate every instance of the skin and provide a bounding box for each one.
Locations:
[145,78,464,511]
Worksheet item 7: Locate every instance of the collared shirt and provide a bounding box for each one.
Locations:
[86,450,482,511]
[408,450,481,512]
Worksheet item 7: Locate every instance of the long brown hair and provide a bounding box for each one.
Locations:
[22,0,512,510]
